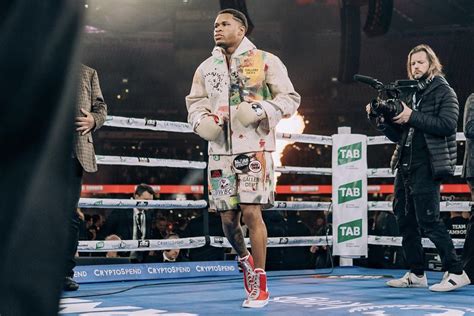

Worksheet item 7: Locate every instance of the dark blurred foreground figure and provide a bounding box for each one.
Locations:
[0,1,83,315]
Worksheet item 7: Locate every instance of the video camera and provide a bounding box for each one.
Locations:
[354,74,420,121]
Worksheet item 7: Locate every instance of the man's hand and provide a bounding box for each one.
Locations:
[75,108,96,135]
[392,102,412,125]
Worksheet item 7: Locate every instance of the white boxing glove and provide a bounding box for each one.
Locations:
[195,114,223,141]
[236,102,267,127]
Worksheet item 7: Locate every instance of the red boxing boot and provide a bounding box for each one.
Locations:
[238,253,255,295]
[242,268,269,308]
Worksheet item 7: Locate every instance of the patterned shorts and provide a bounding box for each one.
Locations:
[208,151,275,211]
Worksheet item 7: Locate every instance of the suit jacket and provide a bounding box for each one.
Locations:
[100,209,154,241]
[463,93,474,178]
[75,64,107,173]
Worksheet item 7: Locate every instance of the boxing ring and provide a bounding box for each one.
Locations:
[60,115,474,315]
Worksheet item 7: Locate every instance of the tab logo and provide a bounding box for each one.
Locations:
[338,142,362,165]
[338,180,362,204]
[338,219,363,243]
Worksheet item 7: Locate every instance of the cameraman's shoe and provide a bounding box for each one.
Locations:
[429,271,470,292]
[63,276,79,291]
[386,272,427,288]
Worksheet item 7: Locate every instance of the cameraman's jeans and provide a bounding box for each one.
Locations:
[394,163,463,274]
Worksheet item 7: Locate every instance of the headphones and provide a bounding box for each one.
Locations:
[416,76,433,92]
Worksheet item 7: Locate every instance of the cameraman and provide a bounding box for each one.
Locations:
[366,44,469,291]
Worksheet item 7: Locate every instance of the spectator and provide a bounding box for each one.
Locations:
[105,234,121,258]
[174,217,189,237]
[310,215,332,269]
[263,211,287,270]
[77,209,88,241]
[313,216,327,236]
[147,233,187,263]
[162,234,185,263]
[368,209,399,268]
[283,212,312,270]
[100,184,156,262]
[152,216,169,240]
[184,211,226,261]
[90,214,105,239]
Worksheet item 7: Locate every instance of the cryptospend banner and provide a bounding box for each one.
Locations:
[73,261,239,283]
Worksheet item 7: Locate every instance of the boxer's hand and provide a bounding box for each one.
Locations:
[236,102,267,127]
[195,114,223,141]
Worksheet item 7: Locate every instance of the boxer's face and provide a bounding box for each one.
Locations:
[214,13,245,49]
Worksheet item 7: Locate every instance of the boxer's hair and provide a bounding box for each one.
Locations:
[217,8,248,31]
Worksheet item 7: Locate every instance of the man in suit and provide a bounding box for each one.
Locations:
[101,184,156,262]
[462,93,474,283]
[64,64,108,291]
[0,1,83,315]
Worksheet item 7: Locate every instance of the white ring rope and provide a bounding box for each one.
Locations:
[96,155,206,170]
[369,236,465,249]
[367,168,394,178]
[78,198,207,209]
[210,236,332,248]
[276,166,332,175]
[76,235,465,252]
[104,116,466,145]
[76,236,332,252]
[367,132,465,145]
[100,117,466,179]
[368,201,473,212]
[276,132,333,145]
[105,116,333,145]
[367,166,463,178]
[77,237,206,252]
[367,136,393,145]
[105,116,193,133]
[269,201,332,211]
[93,156,463,178]
[77,198,472,212]
[92,116,470,253]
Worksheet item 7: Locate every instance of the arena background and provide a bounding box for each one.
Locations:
[80,0,474,193]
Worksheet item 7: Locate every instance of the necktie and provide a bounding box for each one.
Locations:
[136,212,144,240]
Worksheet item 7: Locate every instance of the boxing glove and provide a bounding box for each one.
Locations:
[195,114,223,141]
[235,102,267,127]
